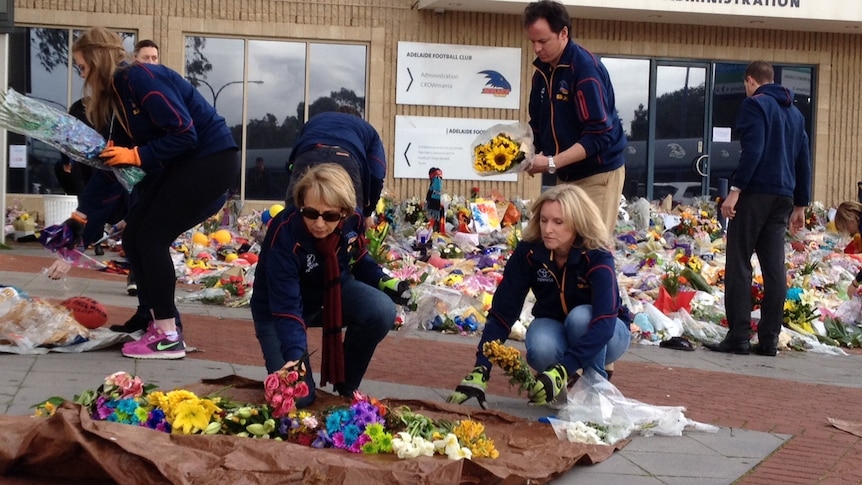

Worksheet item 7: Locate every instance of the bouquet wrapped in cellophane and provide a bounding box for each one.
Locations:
[0,88,144,191]
[471,122,535,176]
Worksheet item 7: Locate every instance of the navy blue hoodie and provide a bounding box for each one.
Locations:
[732,83,811,207]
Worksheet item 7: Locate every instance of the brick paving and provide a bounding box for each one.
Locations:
[2,246,862,483]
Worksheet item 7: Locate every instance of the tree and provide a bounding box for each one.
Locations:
[655,84,705,139]
[184,36,213,86]
[32,28,68,73]
[630,103,649,141]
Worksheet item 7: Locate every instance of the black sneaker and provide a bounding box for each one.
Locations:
[109,312,151,333]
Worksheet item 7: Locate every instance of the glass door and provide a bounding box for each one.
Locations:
[652,62,710,204]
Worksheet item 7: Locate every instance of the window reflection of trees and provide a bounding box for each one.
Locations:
[12,27,134,194]
[185,36,368,200]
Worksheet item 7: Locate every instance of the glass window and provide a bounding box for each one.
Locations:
[185,36,245,197]
[308,43,367,118]
[185,36,369,201]
[602,57,650,200]
[245,39,305,200]
[5,27,135,195]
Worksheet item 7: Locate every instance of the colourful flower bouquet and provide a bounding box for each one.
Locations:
[472,122,534,176]
[0,88,144,191]
[33,371,499,461]
[656,263,697,314]
[264,360,310,418]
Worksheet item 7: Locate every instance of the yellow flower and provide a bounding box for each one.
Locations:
[473,133,526,175]
[482,340,535,394]
[171,398,214,434]
[453,420,498,459]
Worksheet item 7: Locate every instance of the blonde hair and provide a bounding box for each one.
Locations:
[522,184,611,251]
[292,163,357,214]
[834,201,862,235]
[71,27,128,131]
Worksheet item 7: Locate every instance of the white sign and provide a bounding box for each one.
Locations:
[712,127,731,143]
[781,67,811,97]
[394,115,521,182]
[396,42,522,109]
[9,144,26,169]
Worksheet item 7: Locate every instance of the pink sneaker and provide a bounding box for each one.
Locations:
[121,326,186,360]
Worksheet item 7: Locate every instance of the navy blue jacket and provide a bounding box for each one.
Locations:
[477,239,629,374]
[250,206,388,345]
[528,41,626,182]
[732,83,811,207]
[111,62,237,172]
[287,112,386,217]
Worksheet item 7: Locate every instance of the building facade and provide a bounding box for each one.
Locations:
[1,0,860,218]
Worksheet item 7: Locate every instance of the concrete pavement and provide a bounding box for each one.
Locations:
[2,243,861,484]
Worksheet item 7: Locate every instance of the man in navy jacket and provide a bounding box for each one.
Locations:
[707,61,811,357]
[523,0,627,238]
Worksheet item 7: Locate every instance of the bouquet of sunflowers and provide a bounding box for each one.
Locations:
[471,122,534,176]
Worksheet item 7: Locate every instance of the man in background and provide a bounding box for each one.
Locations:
[133,39,159,64]
[706,61,811,357]
[246,156,275,199]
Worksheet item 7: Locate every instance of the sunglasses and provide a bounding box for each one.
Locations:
[300,207,344,222]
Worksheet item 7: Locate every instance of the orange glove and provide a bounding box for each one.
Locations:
[100,145,141,167]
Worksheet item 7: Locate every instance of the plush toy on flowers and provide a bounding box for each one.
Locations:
[472,122,535,176]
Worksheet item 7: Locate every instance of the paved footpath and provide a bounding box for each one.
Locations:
[1,242,861,484]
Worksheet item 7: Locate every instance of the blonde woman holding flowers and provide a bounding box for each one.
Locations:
[448,184,631,408]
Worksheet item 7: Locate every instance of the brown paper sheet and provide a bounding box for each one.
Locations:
[0,375,624,484]
[828,417,862,438]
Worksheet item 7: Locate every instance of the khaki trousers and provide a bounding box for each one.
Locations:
[559,165,625,239]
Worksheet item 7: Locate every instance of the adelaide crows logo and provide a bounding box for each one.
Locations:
[478,70,512,97]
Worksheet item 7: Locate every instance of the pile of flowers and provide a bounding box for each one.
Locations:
[32,370,499,462]
[671,208,723,241]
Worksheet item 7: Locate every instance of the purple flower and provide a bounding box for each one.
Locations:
[351,402,381,427]
[278,417,293,436]
[93,396,115,420]
[311,430,331,449]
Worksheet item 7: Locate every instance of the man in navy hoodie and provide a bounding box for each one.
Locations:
[706,61,811,357]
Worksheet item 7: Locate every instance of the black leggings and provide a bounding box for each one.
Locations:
[123,149,239,320]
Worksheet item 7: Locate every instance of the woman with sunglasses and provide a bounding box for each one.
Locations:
[251,163,408,407]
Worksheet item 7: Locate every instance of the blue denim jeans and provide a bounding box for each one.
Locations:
[525,305,631,379]
[253,275,395,407]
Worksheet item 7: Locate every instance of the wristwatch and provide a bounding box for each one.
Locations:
[547,156,556,174]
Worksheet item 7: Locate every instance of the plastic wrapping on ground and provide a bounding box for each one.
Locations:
[550,369,719,446]
[0,286,90,350]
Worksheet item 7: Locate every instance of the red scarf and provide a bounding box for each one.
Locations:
[314,232,345,386]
